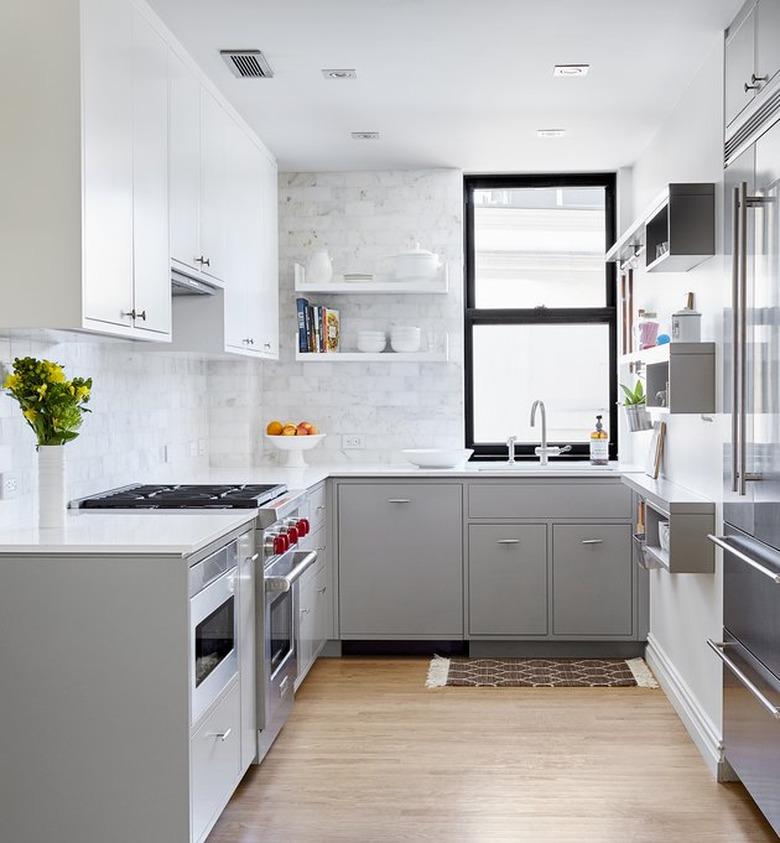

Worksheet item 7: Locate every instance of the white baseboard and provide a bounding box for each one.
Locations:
[645,634,736,782]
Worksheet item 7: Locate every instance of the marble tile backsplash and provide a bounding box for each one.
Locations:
[0,334,211,530]
[260,168,464,464]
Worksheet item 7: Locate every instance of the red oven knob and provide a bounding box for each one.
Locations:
[273,534,288,554]
[286,526,299,545]
[297,518,309,537]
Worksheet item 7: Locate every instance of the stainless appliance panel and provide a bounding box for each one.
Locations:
[720,632,780,834]
[723,525,780,679]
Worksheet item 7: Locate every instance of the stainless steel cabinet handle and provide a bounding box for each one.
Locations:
[388,498,411,503]
[122,309,146,321]
[707,535,780,583]
[706,639,780,719]
[731,185,740,493]
[745,81,762,92]
[245,552,260,564]
[207,728,232,741]
[317,585,327,594]
[264,342,272,350]
[581,539,604,545]
[316,505,326,512]
[202,256,211,267]
[496,538,519,544]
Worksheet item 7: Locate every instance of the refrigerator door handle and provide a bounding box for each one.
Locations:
[707,534,780,583]
[731,185,741,493]
[738,181,749,496]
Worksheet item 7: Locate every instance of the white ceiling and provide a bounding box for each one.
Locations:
[149,0,743,173]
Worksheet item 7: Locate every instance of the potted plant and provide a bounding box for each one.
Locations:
[620,380,652,432]
[3,357,92,528]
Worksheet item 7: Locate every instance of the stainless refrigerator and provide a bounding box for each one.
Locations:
[713,117,780,833]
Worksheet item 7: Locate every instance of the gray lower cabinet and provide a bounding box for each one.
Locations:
[338,483,463,638]
[468,524,547,636]
[552,524,633,636]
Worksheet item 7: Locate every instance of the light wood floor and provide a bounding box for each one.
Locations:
[208,658,776,842]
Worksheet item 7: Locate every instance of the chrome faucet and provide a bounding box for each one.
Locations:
[530,400,571,465]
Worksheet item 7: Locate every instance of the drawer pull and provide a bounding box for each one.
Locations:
[707,535,780,583]
[581,539,604,545]
[318,585,327,594]
[388,498,411,504]
[706,639,780,719]
[316,505,326,512]
[496,538,519,545]
[206,728,232,742]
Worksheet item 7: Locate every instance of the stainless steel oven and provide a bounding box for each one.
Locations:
[189,538,240,724]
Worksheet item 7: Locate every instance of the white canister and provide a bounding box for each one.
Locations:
[671,308,701,342]
[305,249,333,285]
[37,445,66,529]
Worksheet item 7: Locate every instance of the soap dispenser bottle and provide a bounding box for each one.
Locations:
[590,415,609,465]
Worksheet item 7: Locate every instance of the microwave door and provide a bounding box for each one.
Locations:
[752,125,780,551]
[725,146,757,536]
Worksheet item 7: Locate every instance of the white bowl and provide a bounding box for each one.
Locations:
[390,337,421,353]
[390,326,421,337]
[357,338,387,353]
[265,433,326,467]
[402,448,474,469]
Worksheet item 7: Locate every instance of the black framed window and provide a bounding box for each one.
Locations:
[464,173,617,460]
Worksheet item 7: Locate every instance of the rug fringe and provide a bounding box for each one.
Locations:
[425,655,451,688]
[626,657,659,688]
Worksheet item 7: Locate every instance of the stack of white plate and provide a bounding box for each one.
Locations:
[357,330,387,353]
[390,326,421,353]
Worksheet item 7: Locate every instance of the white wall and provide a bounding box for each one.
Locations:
[623,40,727,770]
[260,169,464,463]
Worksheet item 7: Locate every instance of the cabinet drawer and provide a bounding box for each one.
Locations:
[191,680,241,843]
[469,524,547,636]
[469,481,631,520]
[552,524,632,636]
[308,483,327,531]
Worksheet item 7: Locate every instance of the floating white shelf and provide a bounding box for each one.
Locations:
[293,262,450,295]
[295,349,448,363]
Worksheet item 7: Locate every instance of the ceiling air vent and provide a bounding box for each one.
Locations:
[220,50,273,79]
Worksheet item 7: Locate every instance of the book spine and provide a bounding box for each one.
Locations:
[312,305,321,353]
[320,307,327,352]
[296,298,308,353]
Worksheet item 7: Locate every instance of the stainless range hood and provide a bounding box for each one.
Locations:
[171,269,218,296]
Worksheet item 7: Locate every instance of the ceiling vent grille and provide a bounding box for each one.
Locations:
[220,50,273,79]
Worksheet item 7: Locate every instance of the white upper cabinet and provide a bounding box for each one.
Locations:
[199,91,230,284]
[257,153,280,358]
[756,0,780,88]
[131,7,171,336]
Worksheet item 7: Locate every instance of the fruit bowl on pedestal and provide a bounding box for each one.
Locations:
[265,433,326,467]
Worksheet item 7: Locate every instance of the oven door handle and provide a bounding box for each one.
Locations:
[706,639,780,719]
[265,550,318,593]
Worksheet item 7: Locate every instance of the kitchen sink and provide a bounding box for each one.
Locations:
[474,464,614,473]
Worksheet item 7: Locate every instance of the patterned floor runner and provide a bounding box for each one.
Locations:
[425,656,658,688]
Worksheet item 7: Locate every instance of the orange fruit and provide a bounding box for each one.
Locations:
[266,420,283,436]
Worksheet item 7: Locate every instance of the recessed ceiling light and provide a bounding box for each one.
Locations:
[537,128,566,138]
[553,64,589,77]
[323,68,357,80]
[351,131,380,140]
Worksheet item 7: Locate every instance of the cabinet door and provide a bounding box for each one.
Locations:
[552,525,632,636]
[131,9,170,337]
[168,50,201,273]
[237,533,256,772]
[757,0,780,87]
[313,564,330,655]
[338,484,463,637]
[199,89,229,283]
[81,0,134,328]
[726,4,757,128]
[296,565,317,680]
[468,524,547,636]
[256,152,279,357]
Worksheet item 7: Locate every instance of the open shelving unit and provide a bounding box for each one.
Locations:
[622,473,715,574]
[294,335,449,363]
[606,183,715,273]
[619,342,715,414]
[293,262,450,295]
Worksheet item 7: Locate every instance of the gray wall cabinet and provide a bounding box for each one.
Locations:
[552,524,633,636]
[338,483,463,638]
[468,524,548,636]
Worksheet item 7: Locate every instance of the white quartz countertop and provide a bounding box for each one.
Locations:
[0,510,257,556]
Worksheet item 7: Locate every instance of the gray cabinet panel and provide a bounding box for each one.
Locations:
[552,524,633,636]
[468,524,547,635]
[469,481,631,520]
[338,483,463,637]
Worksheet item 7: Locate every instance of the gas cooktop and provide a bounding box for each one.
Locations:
[74,483,287,510]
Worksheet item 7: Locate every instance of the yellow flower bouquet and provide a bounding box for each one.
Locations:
[3,357,92,446]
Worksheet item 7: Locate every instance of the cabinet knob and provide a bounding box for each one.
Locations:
[136,310,147,322]
[121,309,146,322]
[264,342,272,350]
[195,255,211,267]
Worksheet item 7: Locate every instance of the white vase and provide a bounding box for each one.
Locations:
[306,249,333,285]
[37,445,66,529]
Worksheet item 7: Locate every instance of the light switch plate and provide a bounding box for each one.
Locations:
[342,434,364,450]
[0,473,18,500]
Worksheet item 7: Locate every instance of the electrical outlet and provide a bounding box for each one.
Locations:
[160,444,171,464]
[0,473,18,500]
[342,434,364,450]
